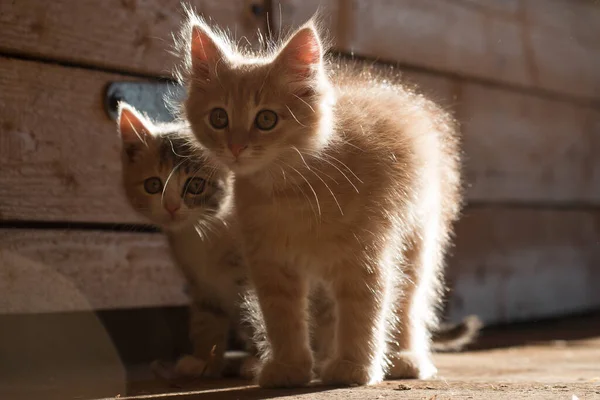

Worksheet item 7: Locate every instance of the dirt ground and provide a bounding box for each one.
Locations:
[3,313,600,400]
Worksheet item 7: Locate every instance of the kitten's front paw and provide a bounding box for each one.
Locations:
[312,358,325,378]
[175,355,207,377]
[387,351,437,379]
[320,358,372,386]
[174,355,221,378]
[257,357,313,388]
[240,356,260,380]
[150,359,177,381]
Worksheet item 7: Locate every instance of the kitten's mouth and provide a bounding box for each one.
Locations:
[223,156,246,170]
[164,213,187,225]
[163,218,192,231]
[215,152,261,176]
[226,160,253,175]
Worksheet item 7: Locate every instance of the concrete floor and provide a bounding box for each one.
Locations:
[3,313,600,400]
[123,337,600,400]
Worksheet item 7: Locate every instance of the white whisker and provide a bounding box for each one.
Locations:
[300,150,360,193]
[274,159,318,221]
[285,105,308,127]
[320,152,364,184]
[278,3,282,40]
[292,146,343,215]
[161,160,186,204]
[193,223,207,239]
[291,93,315,112]
[168,139,192,158]
[284,163,321,218]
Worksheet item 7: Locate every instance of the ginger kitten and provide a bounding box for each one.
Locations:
[180,16,462,387]
[117,103,256,378]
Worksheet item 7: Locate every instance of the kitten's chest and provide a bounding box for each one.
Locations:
[235,182,353,264]
[168,228,209,270]
[235,184,315,236]
[236,175,327,217]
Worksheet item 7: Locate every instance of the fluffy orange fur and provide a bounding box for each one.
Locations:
[179,12,462,387]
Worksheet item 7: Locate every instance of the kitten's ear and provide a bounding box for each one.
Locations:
[117,103,152,161]
[275,23,323,82]
[190,22,226,81]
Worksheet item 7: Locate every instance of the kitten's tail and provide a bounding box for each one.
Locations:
[431,315,483,352]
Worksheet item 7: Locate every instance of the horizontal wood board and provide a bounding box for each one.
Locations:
[0,56,145,223]
[273,0,600,101]
[0,229,185,313]
[2,207,599,325]
[445,207,600,324]
[0,0,266,77]
[403,71,600,204]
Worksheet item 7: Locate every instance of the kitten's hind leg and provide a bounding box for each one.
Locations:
[387,222,445,380]
[320,256,392,386]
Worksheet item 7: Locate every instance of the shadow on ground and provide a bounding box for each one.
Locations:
[127,382,335,400]
[468,310,600,351]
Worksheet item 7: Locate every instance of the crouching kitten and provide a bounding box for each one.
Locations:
[116,103,257,378]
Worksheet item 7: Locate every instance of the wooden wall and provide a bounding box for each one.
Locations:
[0,0,266,313]
[0,0,598,325]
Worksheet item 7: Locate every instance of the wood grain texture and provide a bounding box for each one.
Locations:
[1,57,599,224]
[273,0,600,101]
[446,207,600,324]
[402,71,600,204]
[0,0,265,77]
[0,229,185,313]
[2,208,598,325]
[0,56,145,223]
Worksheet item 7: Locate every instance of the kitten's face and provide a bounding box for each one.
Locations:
[117,106,230,231]
[185,23,331,176]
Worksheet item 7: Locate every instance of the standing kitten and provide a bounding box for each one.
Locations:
[117,103,475,380]
[117,103,256,378]
[180,14,462,388]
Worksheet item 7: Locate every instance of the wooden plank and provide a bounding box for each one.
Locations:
[402,71,600,203]
[0,0,265,77]
[0,230,185,313]
[459,84,600,203]
[446,207,600,324]
[2,207,598,325]
[1,57,599,223]
[0,56,145,223]
[274,0,600,101]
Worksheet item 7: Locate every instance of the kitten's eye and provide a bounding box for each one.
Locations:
[209,108,228,129]
[143,177,163,194]
[255,110,278,131]
[185,177,206,195]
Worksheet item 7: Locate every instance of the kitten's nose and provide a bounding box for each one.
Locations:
[165,204,180,217]
[228,143,248,158]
